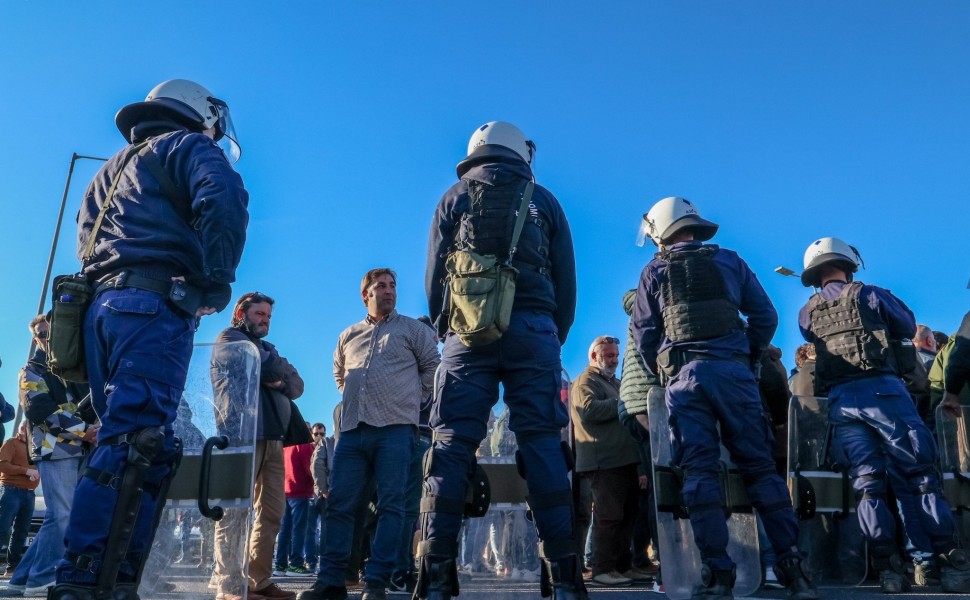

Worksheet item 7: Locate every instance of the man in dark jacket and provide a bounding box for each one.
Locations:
[416,122,580,600]
[214,292,304,600]
[53,79,248,600]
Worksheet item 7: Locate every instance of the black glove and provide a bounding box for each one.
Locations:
[201,283,233,313]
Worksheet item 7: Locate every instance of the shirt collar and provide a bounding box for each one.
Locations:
[365,309,398,325]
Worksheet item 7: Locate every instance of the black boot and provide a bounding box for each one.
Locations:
[412,557,458,600]
[539,555,588,600]
[937,548,970,593]
[870,544,910,594]
[773,556,818,600]
[690,565,734,600]
[46,585,98,600]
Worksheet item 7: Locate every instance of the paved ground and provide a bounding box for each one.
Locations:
[249,573,961,600]
[3,567,957,599]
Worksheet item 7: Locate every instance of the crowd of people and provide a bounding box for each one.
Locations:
[0,77,969,600]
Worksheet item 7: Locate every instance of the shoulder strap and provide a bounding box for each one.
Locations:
[137,143,182,202]
[506,180,534,265]
[81,141,150,263]
[81,140,184,264]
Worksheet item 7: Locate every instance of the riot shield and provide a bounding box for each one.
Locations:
[787,395,867,586]
[936,403,970,548]
[456,407,541,584]
[648,389,760,599]
[139,341,260,599]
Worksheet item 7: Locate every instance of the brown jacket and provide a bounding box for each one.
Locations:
[570,366,639,473]
[0,437,39,491]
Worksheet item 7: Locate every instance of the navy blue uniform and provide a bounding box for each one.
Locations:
[799,282,956,553]
[57,121,248,585]
[632,241,800,572]
[421,148,577,556]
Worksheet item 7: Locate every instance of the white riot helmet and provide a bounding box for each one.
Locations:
[115,79,241,163]
[636,197,719,247]
[467,121,535,164]
[800,237,863,287]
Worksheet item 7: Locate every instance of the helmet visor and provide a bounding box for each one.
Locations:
[209,97,241,164]
[635,213,653,247]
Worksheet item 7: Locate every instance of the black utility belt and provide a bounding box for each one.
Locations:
[95,271,204,317]
[95,272,171,296]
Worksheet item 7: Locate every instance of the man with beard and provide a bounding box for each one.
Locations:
[214,292,304,600]
[569,336,646,587]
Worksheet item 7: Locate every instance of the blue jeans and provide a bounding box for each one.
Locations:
[12,458,80,587]
[422,311,572,556]
[304,497,324,569]
[315,424,413,587]
[0,486,35,565]
[57,288,192,585]
[275,497,310,569]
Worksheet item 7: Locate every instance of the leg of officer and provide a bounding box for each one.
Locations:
[53,289,192,599]
[709,361,812,596]
[666,363,733,576]
[829,379,904,592]
[415,337,499,599]
[500,311,581,599]
[846,376,967,590]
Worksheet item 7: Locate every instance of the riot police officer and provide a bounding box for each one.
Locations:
[798,237,970,594]
[414,122,580,600]
[51,79,249,600]
[632,197,816,600]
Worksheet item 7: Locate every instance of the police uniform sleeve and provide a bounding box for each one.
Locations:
[735,255,778,354]
[426,190,459,337]
[869,286,917,340]
[631,267,663,376]
[176,134,250,311]
[545,193,577,344]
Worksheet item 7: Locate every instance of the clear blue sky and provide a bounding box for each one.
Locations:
[1,2,968,430]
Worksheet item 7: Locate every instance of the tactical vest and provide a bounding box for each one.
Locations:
[808,281,895,393]
[455,178,548,272]
[659,246,743,343]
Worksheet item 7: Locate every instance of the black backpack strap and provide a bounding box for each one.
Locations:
[506,180,534,265]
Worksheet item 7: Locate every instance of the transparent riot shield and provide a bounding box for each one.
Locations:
[139,341,260,599]
[648,389,760,599]
[457,404,541,585]
[936,403,970,548]
[787,395,867,587]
